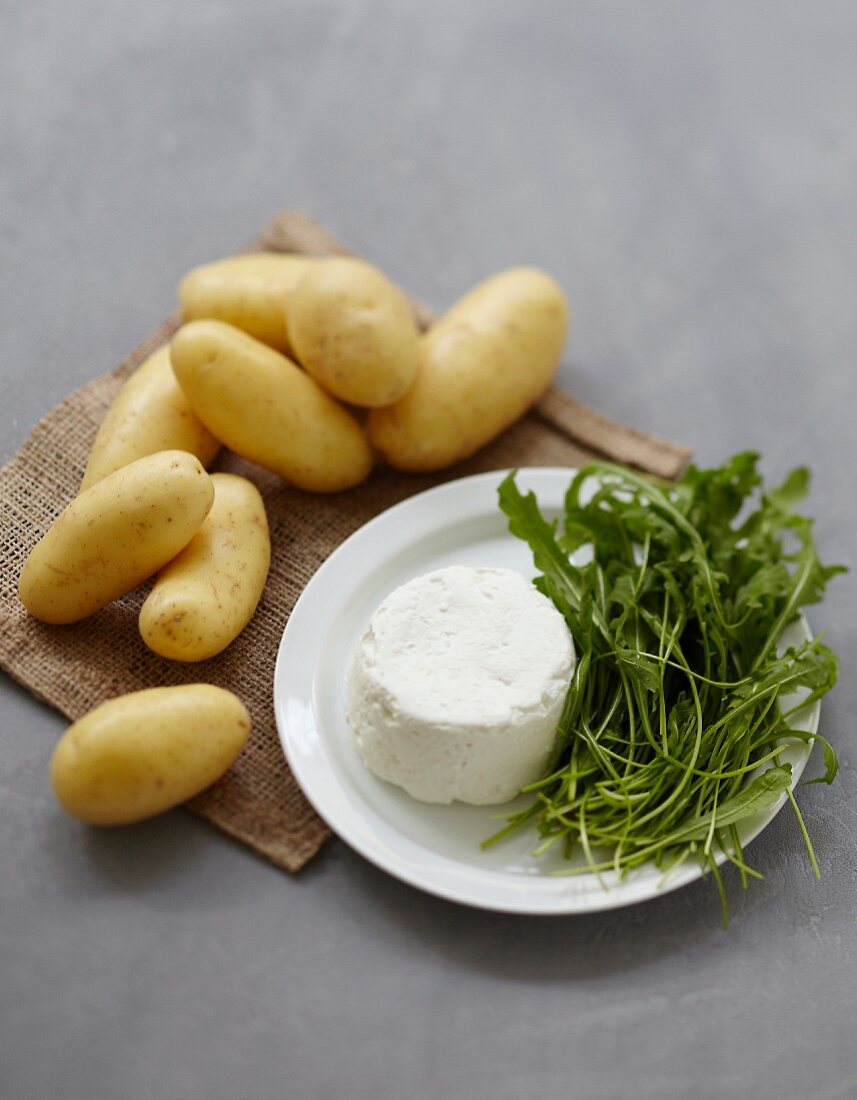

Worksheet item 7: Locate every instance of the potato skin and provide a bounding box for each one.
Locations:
[287,257,420,407]
[139,473,271,662]
[368,267,569,472]
[19,451,214,624]
[170,320,373,493]
[50,685,251,825]
[178,253,313,356]
[81,346,220,490]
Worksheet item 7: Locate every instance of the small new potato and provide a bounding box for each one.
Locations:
[368,267,569,471]
[139,473,271,662]
[19,451,214,624]
[178,253,314,356]
[50,685,251,825]
[81,346,220,490]
[171,320,373,493]
[287,257,420,407]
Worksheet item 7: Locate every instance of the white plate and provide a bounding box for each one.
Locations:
[273,468,820,914]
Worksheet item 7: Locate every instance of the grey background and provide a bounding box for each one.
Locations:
[2,2,856,1098]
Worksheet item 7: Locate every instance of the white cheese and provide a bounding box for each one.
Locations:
[347,565,575,805]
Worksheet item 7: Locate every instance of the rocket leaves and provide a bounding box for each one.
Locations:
[490,454,844,920]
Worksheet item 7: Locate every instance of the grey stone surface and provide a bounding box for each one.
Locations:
[2,2,856,1098]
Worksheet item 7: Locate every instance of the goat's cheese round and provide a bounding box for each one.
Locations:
[347,566,575,805]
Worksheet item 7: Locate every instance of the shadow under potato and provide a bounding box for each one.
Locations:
[79,811,211,894]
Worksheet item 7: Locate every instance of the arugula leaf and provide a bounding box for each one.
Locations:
[658,765,792,845]
[493,455,845,918]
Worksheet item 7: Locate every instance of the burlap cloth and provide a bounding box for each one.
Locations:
[0,210,691,871]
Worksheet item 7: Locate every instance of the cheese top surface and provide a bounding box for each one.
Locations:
[347,565,575,805]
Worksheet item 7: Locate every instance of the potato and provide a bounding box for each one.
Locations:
[81,346,220,490]
[178,253,313,356]
[50,685,250,825]
[287,257,420,407]
[170,320,373,493]
[19,451,214,624]
[139,473,271,662]
[368,267,569,471]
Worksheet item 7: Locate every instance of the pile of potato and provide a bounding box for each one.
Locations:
[173,254,569,486]
[20,250,569,827]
